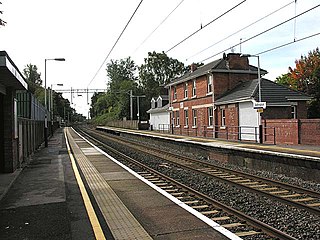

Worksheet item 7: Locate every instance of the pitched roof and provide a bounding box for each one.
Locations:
[147,103,169,114]
[165,55,267,88]
[215,78,312,106]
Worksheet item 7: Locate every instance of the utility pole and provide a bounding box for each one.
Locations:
[130,90,133,120]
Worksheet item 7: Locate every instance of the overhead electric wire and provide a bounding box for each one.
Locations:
[256,31,320,55]
[199,3,320,63]
[186,0,295,61]
[133,0,185,54]
[165,0,247,53]
[87,0,144,87]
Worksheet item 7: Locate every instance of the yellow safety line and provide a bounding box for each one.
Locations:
[64,129,106,240]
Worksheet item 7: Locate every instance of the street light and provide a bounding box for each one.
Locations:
[240,54,263,143]
[44,58,65,147]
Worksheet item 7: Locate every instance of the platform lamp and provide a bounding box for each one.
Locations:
[240,54,262,143]
[44,58,65,147]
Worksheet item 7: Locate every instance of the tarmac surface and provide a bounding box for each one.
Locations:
[0,128,95,240]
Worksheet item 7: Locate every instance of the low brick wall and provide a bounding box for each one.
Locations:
[300,119,320,145]
[264,119,320,145]
[263,119,299,145]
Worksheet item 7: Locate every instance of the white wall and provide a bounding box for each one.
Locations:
[150,112,170,130]
[238,101,259,141]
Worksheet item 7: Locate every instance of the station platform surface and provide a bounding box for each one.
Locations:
[96,126,320,162]
[0,127,238,240]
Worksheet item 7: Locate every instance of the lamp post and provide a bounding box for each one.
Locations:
[240,54,262,143]
[44,58,65,147]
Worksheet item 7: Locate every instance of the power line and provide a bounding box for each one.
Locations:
[133,0,185,54]
[87,0,144,87]
[199,3,320,63]
[256,31,320,55]
[165,0,247,53]
[186,0,295,61]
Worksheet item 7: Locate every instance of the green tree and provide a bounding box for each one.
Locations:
[23,64,42,94]
[90,57,138,124]
[139,51,185,100]
[276,48,320,118]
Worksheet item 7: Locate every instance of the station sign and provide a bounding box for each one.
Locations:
[253,102,267,109]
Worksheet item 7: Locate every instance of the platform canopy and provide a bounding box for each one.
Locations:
[0,51,28,94]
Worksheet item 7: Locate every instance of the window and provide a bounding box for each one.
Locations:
[192,79,196,97]
[291,106,297,119]
[221,108,226,126]
[176,111,180,126]
[184,109,189,126]
[192,109,197,127]
[173,86,177,100]
[207,74,213,93]
[172,113,175,126]
[151,99,156,109]
[208,107,213,126]
[184,82,188,98]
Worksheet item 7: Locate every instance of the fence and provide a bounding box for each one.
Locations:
[170,125,275,144]
[106,120,139,129]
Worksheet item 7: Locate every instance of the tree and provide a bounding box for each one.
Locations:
[23,64,42,94]
[90,57,138,123]
[139,51,185,100]
[276,48,320,118]
[0,2,6,26]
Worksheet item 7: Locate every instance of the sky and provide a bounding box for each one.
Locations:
[1,0,320,117]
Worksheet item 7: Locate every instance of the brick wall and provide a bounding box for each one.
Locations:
[299,119,320,145]
[263,119,299,145]
[3,88,18,173]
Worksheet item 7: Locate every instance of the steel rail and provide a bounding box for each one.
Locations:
[75,127,297,240]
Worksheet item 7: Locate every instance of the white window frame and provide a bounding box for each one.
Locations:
[207,74,213,93]
[192,79,196,97]
[173,86,177,100]
[184,109,189,127]
[176,111,180,126]
[192,109,197,127]
[184,82,188,99]
[221,108,226,127]
[208,107,213,126]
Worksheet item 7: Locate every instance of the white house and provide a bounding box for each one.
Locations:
[147,95,170,131]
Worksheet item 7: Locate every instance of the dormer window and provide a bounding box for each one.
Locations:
[151,98,156,109]
[157,97,162,108]
[207,75,213,93]
[184,82,188,98]
[192,79,196,97]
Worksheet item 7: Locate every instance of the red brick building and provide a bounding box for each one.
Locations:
[165,53,311,142]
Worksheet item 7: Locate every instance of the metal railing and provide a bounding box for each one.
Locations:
[170,125,276,144]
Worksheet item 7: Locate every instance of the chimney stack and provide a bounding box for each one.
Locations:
[190,63,197,72]
[226,53,249,70]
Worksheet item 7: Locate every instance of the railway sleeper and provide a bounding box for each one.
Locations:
[235,230,261,237]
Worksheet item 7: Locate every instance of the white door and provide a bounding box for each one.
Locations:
[238,101,259,141]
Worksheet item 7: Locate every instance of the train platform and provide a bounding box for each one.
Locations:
[0,127,240,239]
[96,126,320,161]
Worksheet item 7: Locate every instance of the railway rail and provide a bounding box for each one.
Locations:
[74,126,300,239]
[88,126,320,216]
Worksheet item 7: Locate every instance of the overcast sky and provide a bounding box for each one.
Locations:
[1,0,319,117]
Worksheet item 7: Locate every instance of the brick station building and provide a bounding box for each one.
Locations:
[0,51,28,173]
[165,53,312,142]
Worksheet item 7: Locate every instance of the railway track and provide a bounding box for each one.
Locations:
[74,126,300,239]
[87,126,320,216]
